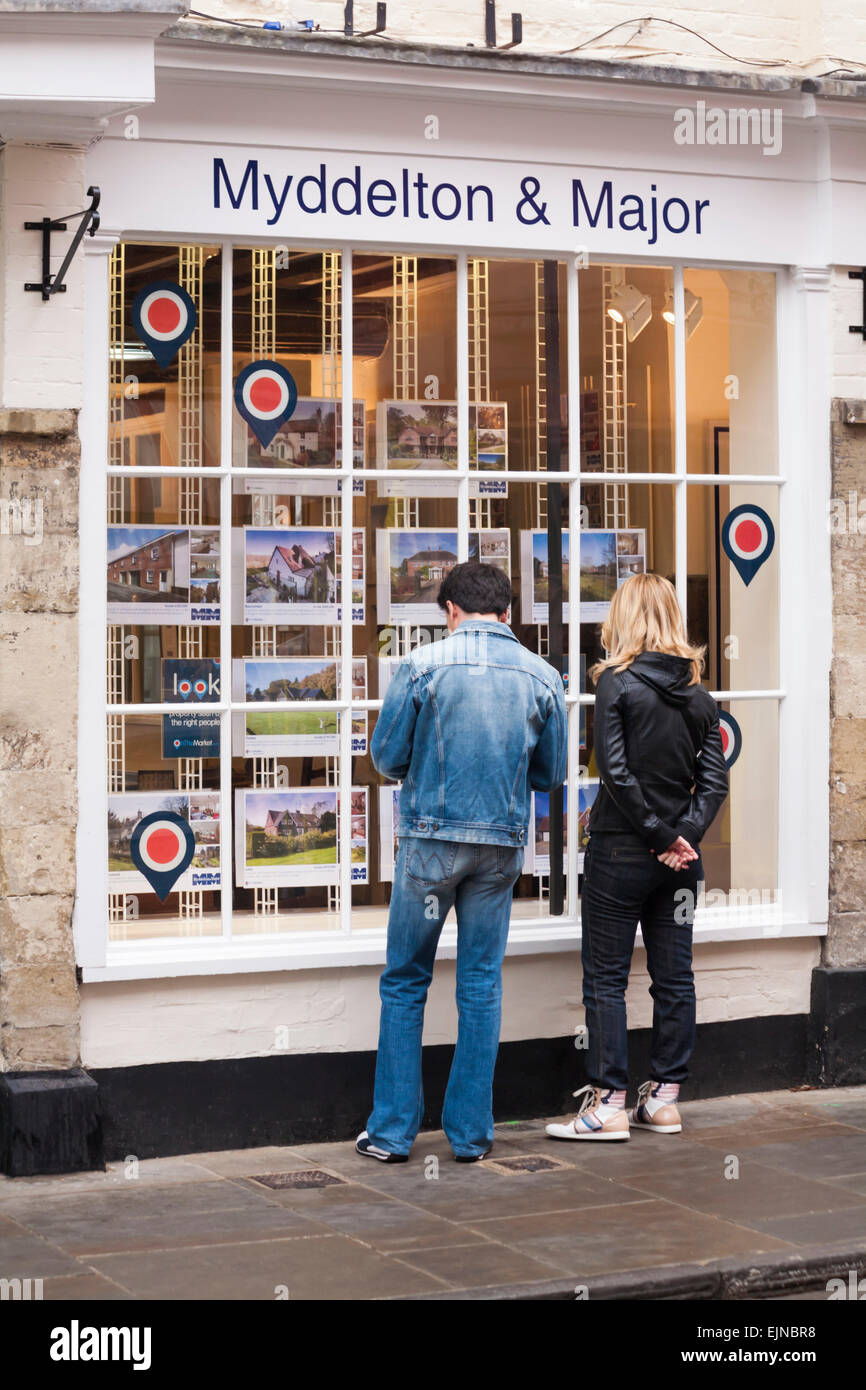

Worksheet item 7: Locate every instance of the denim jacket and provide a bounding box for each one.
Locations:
[371,621,568,847]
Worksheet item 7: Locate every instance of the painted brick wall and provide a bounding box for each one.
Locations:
[193,1,866,71]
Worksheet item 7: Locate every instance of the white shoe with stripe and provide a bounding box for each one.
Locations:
[545,1085,630,1141]
[630,1081,683,1133]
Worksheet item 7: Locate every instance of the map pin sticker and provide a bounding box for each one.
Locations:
[718,711,742,769]
[130,811,195,902]
[721,504,775,586]
[131,280,197,370]
[234,360,298,449]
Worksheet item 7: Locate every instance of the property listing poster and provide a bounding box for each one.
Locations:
[231,656,367,757]
[108,791,221,893]
[233,391,366,485]
[530,781,599,876]
[376,529,511,626]
[376,400,508,498]
[378,783,402,883]
[107,525,220,625]
[234,786,368,888]
[519,528,646,625]
[236,527,365,626]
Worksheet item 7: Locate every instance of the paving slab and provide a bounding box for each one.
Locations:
[612,1154,866,1226]
[392,1238,564,1289]
[0,1215,83,1280]
[3,1181,331,1256]
[464,1198,791,1278]
[90,1234,445,1301]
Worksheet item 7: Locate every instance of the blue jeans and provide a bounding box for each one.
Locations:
[581,833,702,1092]
[366,836,524,1158]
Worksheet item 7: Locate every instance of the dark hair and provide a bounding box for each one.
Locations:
[437,561,512,617]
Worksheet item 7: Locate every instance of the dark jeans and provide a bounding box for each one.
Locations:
[581,833,702,1092]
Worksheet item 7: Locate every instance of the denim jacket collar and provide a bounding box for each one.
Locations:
[451,620,519,642]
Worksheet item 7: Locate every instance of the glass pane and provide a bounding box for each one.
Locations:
[232,248,348,474]
[469,257,568,473]
[353,252,457,497]
[687,481,780,692]
[685,269,777,475]
[107,714,222,942]
[110,244,221,469]
[700,698,779,902]
[578,481,678,794]
[578,264,674,473]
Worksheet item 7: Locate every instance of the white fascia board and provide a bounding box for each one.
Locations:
[155,39,816,124]
[0,13,182,129]
[82,917,828,982]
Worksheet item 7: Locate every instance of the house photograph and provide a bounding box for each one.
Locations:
[240,789,338,876]
[244,528,337,614]
[379,400,459,469]
[106,526,189,604]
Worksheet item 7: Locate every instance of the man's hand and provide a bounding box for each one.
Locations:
[657,835,697,871]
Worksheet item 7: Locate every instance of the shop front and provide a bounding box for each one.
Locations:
[4,16,864,1168]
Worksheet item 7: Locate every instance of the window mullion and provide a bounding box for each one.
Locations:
[339,247,354,937]
[566,255,581,919]
[457,251,470,560]
[673,264,688,622]
[219,241,233,941]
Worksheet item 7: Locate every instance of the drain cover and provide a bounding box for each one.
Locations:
[249,1169,346,1190]
[484,1153,572,1175]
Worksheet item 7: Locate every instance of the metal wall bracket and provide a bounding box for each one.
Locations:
[24,185,100,301]
[485,1,523,49]
[344,2,387,37]
[849,268,866,340]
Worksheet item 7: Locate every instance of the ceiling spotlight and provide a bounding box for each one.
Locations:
[606,284,652,341]
[662,289,703,339]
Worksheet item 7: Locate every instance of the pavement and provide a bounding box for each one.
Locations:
[2,1084,866,1301]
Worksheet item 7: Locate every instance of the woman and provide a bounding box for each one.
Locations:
[546,573,728,1143]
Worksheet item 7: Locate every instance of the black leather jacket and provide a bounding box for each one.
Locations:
[588,651,729,853]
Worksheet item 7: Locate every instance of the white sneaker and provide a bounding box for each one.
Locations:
[630,1081,682,1134]
[545,1085,630,1141]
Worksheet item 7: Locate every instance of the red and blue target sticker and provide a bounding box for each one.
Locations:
[234,360,298,448]
[130,812,195,901]
[718,710,742,769]
[721,505,774,586]
[132,281,197,369]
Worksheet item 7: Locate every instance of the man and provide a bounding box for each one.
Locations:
[357,561,567,1164]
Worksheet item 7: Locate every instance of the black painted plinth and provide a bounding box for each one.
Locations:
[809,966,866,1087]
[0,1068,103,1177]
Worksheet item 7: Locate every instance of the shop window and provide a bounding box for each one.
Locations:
[92,243,785,967]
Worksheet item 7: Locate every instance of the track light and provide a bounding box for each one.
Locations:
[662,289,703,339]
[606,283,652,342]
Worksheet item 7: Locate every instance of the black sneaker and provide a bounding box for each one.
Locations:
[455,1147,492,1163]
[355,1130,409,1163]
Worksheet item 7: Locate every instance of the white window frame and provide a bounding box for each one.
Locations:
[75,237,830,982]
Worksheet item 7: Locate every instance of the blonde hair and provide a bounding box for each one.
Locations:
[589,572,705,686]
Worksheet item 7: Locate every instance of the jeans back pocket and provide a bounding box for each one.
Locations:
[405,841,459,886]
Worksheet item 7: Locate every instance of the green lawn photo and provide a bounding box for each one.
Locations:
[245,830,337,867]
[246,710,338,737]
